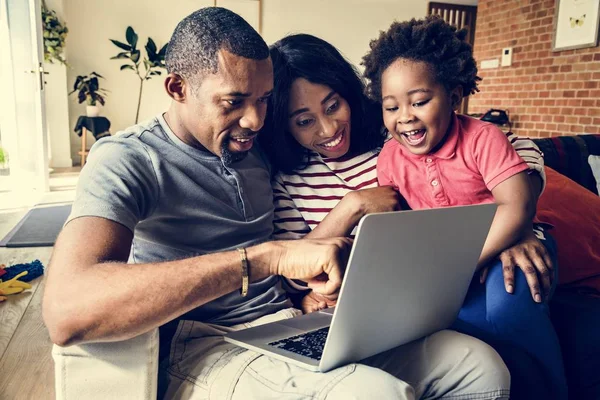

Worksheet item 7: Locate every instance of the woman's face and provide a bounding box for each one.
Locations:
[287,78,352,158]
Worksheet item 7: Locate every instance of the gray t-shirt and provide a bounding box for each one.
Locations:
[69,114,290,326]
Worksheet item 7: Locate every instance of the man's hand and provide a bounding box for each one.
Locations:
[270,238,353,296]
[300,291,338,314]
[480,229,553,303]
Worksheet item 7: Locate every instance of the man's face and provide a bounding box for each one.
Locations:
[178,49,273,164]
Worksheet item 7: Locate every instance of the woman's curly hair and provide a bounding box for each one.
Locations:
[362,15,481,101]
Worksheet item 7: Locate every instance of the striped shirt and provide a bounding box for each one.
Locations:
[273,132,546,240]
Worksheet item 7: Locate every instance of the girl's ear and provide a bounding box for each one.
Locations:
[450,86,464,110]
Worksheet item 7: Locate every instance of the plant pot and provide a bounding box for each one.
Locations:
[86,105,101,117]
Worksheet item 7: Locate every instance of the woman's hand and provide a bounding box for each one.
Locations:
[300,291,338,314]
[480,229,553,303]
[344,186,401,217]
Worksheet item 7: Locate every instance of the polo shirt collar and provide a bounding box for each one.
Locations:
[398,112,459,160]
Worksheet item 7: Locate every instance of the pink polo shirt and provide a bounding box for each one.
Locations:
[377,113,529,209]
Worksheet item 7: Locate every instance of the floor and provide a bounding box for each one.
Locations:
[0,211,55,399]
[0,167,79,211]
[0,167,79,399]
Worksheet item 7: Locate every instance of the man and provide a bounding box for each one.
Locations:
[43,7,510,399]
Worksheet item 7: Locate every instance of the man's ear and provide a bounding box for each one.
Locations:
[450,86,464,110]
[165,73,186,102]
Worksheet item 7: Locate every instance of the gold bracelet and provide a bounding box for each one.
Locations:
[238,248,249,297]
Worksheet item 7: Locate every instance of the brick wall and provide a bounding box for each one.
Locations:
[468,0,600,137]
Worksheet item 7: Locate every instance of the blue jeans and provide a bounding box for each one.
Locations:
[452,233,568,400]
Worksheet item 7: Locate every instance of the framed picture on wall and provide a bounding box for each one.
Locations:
[552,0,600,51]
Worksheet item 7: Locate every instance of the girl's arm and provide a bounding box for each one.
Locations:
[478,171,536,270]
[307,186,401,239]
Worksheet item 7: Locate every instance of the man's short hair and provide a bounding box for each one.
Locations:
[165,7,269,86]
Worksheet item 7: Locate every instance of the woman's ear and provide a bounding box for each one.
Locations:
[165,73,186,102]
[450,85,464,110]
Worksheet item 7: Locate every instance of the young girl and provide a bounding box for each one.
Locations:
[362,16,567,399]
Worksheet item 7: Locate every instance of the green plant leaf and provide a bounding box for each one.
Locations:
[110,52,130,60]
[126,26,138,49]
[42,3,68,65]
[120,64,134,70]
[145,37,157,59]
[131,50,140,63]
[158,43,168,57]
[89,77,99,92]
[110,39,131,51]
[72,75,84,91]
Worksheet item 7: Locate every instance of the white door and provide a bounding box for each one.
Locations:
[0,0,49,195]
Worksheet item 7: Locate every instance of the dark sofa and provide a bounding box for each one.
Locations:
[531,134,600,400]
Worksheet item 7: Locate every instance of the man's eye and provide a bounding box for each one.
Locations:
[225,99,243,107]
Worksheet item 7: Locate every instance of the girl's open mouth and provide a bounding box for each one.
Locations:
[402,129,426,146]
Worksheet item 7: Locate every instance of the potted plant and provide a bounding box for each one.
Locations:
[42,0,68,65]
[69,72,108,117]
[110,27,167,123]
[0,145,8,175]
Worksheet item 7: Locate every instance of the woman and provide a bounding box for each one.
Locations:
[259,33,565,399]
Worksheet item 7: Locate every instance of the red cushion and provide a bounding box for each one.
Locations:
[536,167,600,292]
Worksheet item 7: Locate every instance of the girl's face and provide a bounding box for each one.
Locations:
[381,58,462,155]
[287,78,352,158]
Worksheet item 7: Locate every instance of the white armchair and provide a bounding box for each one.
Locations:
[52,328,159,400]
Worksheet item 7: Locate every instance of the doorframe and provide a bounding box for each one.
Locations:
[0,0,50,193]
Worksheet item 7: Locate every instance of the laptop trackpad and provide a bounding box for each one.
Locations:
[278,311,332,331]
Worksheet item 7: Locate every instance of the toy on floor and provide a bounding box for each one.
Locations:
[0,260,45,302]
[0,271,32,302]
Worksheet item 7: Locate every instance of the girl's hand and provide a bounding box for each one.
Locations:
[480,229,553,303]
[345,186,402,217]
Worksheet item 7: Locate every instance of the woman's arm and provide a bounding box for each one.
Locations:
[272,176,311,240]
[506,132,546,201]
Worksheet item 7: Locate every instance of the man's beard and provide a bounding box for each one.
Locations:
[221,138,249,166]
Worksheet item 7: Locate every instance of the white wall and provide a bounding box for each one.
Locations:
[63,0,462,163]
[64,0,212,163]
[45,0,72,168]
[262,0,426,69]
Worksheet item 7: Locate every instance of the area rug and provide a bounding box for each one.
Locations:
[0,204,72,247]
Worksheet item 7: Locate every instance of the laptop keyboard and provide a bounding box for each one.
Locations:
[268,326,330,360]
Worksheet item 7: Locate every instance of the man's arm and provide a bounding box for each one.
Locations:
[43,216,351,347]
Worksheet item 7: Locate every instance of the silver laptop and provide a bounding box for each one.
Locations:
[225,204,497,372]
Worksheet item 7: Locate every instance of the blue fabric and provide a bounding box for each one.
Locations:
[452,233,568,400]
[1,260,44,282]
[551,290,600,400]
